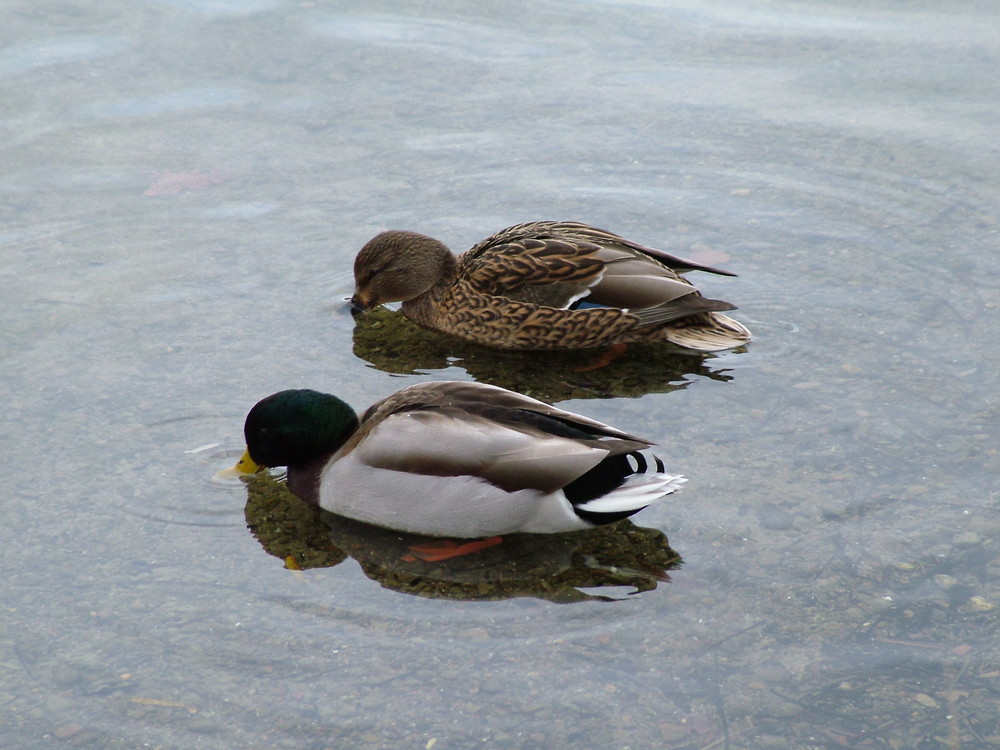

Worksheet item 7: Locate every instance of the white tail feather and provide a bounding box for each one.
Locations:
[575,473,686,514]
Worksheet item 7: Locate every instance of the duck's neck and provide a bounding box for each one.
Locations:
[401,247,457,322]
[287,455,330,506]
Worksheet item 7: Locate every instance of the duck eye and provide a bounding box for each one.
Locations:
[360,267,385,283]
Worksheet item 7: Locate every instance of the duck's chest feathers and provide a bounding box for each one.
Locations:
[286,455,328,506]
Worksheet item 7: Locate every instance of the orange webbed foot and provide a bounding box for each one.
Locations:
[574,343,628,372]
[401,536,504,562]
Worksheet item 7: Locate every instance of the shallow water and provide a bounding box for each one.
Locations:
[3,0,999,748]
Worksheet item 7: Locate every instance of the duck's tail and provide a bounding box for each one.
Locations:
[663,311,751,352]
[568,449,686,526]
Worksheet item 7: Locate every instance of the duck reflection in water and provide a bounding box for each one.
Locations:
[242,472,682,603]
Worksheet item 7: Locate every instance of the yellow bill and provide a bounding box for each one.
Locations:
[213,447,263,480]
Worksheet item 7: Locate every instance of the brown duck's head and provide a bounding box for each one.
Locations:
[350,230,456,313]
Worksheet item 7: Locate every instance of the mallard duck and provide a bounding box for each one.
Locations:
[228,380,685,539]
[350,220,750,352]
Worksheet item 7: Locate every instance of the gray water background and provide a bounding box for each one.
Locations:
[2,0,999,747]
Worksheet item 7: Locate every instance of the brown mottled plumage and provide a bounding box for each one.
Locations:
[351,221,751,352]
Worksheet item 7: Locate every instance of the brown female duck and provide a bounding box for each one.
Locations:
[350,221,751,352]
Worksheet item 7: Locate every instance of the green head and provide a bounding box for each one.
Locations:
[243,389,359,468]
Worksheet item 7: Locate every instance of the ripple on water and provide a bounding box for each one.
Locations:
[146,0,283,15]
[80,87,249,120]
[110,413,247,528]
[0,36,124,77]
[257,576,661,649]
[312,15,553,62]
[715,271,811,371]
[702,144,996,374]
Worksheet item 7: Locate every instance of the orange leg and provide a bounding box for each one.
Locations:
[574,343,628,372]
[402,536,504,562]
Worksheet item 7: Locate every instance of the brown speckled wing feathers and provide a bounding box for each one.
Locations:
[461,238,605,300]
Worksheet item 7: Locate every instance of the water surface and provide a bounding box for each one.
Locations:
[2,1,999,748]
